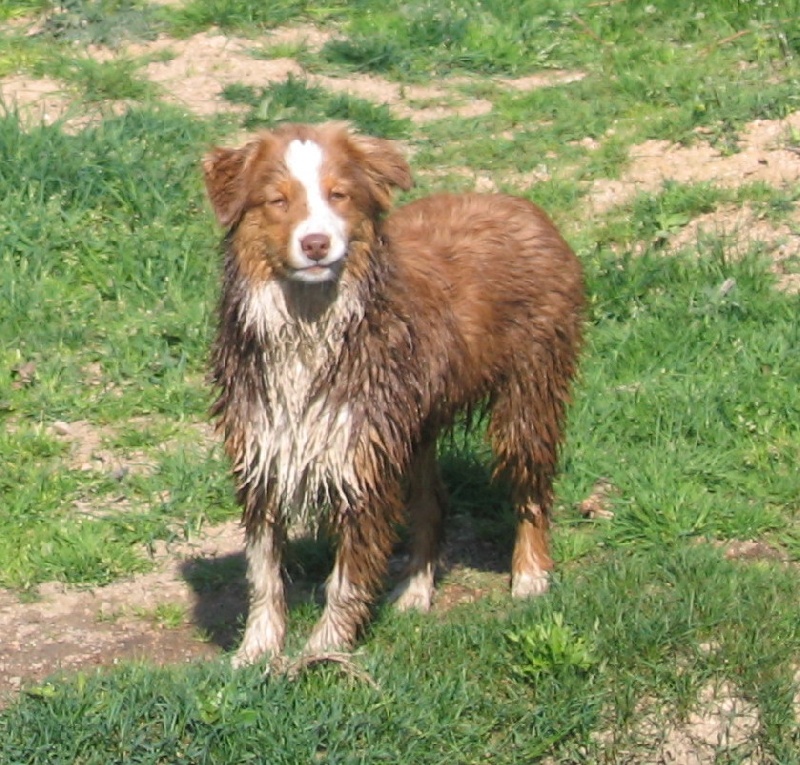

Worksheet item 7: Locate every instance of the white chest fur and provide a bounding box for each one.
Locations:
[237,281,363,521]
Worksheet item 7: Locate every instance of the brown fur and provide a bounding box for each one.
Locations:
[203,123,584,665]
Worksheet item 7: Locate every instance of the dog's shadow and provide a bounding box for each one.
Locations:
[181,553,248,652]
[182,452,513,651]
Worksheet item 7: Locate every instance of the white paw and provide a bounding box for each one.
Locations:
[511,571,550,599]
[232,626,283,668]
[389,575,434,612]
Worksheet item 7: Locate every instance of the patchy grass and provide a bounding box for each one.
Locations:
[2,545,800,762]
[0,107,238,587]
[0,0,50,22]
[34,0,163,48]
[221,76,410,137]
[0,0,799,761]
[164,0,347,37]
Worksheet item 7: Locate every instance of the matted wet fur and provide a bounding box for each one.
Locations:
[203,122,584,666]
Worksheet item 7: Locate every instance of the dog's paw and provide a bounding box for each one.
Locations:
[388,570,434,612]
[390,581,433,612]
[303,617,355,655]
[231,647,261,669]
[511,571,550,599]
[231,644,276,669]
[232,631,283,669]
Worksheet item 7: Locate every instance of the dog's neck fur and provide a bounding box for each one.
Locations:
[241,277,364,352]
[225,272,372,525]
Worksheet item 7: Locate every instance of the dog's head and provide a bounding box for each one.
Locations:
[203,123,412,285]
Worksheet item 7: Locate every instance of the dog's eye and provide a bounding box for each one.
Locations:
[267,196,288,210]
[329,190,349,203]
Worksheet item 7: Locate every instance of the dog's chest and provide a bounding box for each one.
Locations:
[239,283,362,517]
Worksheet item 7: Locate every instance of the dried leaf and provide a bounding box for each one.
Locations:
[578,478,617,519]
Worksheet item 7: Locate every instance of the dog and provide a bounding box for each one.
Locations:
[202,122,584,667]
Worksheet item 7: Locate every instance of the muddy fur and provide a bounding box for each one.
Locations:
[203,122,584,666]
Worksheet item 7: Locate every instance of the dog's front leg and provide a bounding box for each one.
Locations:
[233,520,287,668]
[304,500,399,654]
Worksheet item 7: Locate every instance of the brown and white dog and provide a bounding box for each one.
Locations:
[203,122,584,667]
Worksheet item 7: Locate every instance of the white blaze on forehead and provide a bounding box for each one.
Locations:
[284,139,348,277]
[285,139,325,197]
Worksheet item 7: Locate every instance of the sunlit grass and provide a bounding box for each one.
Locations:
[1,0,799,760]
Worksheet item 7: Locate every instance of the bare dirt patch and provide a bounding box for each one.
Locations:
[0,73,134,132]
[48,417,216,476]
[0,521,243,706]
[0,74,72,126]
[597,681,763,764]
[0,20,585,126]
[131,32,305,116]
[122,31,495,123]
[584,111,800,293]
[667,202,800,294]
[500,69,586,91]
[262,22,334,53]
[588,112,800,214]
[0,513,512,706]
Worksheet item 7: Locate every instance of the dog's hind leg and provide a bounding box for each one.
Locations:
[304,493,402,653]
[233,519,287,668]
[389,439,446,612]
[510,500,552,598]
[488,360,567,599]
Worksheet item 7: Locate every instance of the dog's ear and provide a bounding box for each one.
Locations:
[344,132,413,211]
[202,141,266,229]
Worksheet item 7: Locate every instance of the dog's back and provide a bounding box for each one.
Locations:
[383,192,583,423]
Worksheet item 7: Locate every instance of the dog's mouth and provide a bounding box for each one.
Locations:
[289,260,344,284]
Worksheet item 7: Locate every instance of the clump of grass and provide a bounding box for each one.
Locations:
[35,0,163,48]
[138,602,188,629]
[221,76,410,138]
[507,612,599,682]
[41,56,157,102]
[164,0,346,38]
[0,33,48,78]
[596,182,726,252]
[0,0,51,22]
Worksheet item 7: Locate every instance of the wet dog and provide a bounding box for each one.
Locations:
[203,122,584,666]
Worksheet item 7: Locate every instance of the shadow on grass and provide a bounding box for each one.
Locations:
[180,449,514,651]
[180,553,247,652]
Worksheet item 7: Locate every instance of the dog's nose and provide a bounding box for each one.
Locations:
[301,234,331,262]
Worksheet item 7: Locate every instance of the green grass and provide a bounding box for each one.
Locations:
[34,0,162,47]
[221,76,410,137]
[2,545,799,762]
[0,0,50,22]
[319,0,799,81]
[43,56,157,102]
[572,248,799,545]
[164,0,348,37]
[1,0,799,761]
[0,107,237,587]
